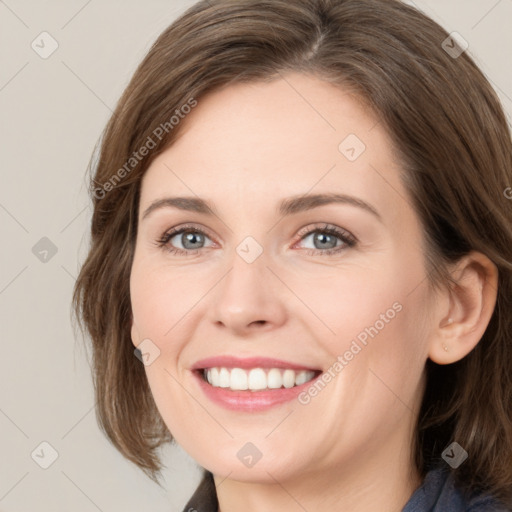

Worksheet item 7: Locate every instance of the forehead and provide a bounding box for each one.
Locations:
[140,73,411,223]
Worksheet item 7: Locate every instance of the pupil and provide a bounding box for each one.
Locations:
[183,232,203,249]
[315,233,336,249]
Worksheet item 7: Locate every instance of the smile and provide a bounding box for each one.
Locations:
[191,356,323,411]
[202,367,319,391]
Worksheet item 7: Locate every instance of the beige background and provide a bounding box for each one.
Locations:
[1,0,511,510]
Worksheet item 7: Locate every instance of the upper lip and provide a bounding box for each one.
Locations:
[191,356,321,371]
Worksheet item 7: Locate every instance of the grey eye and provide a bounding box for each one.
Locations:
[171,231,207,250]
[302,232,340,250]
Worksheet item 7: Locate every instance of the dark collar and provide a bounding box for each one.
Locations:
[181,470,218,512]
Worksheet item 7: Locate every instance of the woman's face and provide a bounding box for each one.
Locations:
[130,73,439,484]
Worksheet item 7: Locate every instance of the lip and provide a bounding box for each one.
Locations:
[192,370,322,412]
[190,356,320,371]
[190,357,323,412]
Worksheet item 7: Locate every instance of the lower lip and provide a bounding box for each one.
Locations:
[192,370,322,412]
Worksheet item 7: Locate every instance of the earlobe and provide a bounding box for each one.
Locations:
[428,251,498,365]
[130,315,140,348]
[441,318,454,353]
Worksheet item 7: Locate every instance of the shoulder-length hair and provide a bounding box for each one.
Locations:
[73,0,512,505]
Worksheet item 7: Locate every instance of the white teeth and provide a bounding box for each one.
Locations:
[218,368,230,388]
[282,369,295,388]
[267,368,282,389]
[248,368,267,390]
[203,367,317,391]
[295,370,311,386]
[230,368,248,390]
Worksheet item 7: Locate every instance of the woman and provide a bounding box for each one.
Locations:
[73,0,512,510]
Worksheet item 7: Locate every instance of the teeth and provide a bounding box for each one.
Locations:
[248,368,266,390]
[267,368,282,389]
[203,367,317,391]
[218,367,230,388]
[231,368,248,390]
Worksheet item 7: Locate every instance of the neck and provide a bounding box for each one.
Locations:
[214,427,423,512]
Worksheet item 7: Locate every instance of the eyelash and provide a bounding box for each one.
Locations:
[155,223,357,257]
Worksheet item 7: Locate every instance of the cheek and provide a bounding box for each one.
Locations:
[297,267,402,346]
[301,253,429,375]
[129,262,202,436]
[130,268,164,342]
[130,260,201,349]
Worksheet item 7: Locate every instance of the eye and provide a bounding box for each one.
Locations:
[155,222,357,257]
[155,224,215,256]
[294,223,357,255]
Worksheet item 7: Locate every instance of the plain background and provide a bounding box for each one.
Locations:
[1,1,511,510]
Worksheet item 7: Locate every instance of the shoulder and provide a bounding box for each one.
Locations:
[402,466,510,512]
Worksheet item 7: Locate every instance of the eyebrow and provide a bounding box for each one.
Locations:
[141,193,382,222]
[142,196,215,220]
[278,193,382,221]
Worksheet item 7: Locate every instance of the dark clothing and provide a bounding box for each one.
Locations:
[402,467,509,511]
[182,467,510,511]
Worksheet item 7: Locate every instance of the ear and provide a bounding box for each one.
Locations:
[130,314,140,348]
[428,251,498,365]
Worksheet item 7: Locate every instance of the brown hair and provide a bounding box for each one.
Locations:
[73,0,512,504]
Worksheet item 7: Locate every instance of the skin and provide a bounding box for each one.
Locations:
[129,73,498,512]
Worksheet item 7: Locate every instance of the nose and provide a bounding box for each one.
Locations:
[209,250,288,336]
